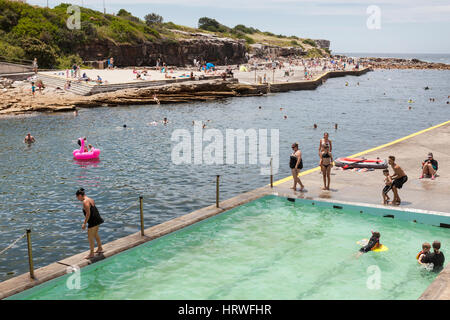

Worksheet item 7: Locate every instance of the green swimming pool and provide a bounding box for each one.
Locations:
[8,195,449,300]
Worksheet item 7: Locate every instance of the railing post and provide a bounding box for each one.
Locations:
[270,157,273,188]
[139,196,144,236]
[216,175,220,208]
[26,229,35,279]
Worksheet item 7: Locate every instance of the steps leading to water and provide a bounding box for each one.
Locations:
[36,74,93,96]
[37,73,224,96]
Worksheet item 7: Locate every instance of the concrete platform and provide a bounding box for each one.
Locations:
[274,120,450,213]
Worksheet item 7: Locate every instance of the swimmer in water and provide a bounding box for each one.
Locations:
[417,242,431,265]
[123,124,127,128]
[24,133,35,144]
[313,124,317,129]
[163,117,168,125]
[356,231,381,257]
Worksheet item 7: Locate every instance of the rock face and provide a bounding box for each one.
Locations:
[356,57,450,70]
[249,44,305,58]
[313,39,330,50]
[77,35,248,67]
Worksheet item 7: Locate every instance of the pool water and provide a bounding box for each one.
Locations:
[9,196,449,300]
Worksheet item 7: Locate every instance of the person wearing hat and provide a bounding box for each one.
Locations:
[420,153,438,180]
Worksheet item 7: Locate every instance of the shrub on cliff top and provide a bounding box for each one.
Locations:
[117,9,141,23]
[198,17,229,33]
[232,24,258,34]
[306,48,324,58]
[144,13,164,25]
[303,38,317,47]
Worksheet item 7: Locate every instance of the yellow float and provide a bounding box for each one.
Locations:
[357,239,389,252]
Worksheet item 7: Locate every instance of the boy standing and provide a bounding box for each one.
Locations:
[388,156,408,205]
[382,169,392,204]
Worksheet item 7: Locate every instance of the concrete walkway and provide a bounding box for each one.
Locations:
[274,121,450,213]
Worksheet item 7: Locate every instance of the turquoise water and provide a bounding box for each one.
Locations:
[9,196,449,300]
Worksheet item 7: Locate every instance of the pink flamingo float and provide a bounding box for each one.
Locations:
[73,137,101,160]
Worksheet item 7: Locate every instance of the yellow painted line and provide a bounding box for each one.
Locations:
[272,119,450,187]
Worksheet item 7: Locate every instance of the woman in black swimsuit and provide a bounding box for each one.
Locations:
[76,188,104,259]
[290,143,305,191]
[320,145,333,190]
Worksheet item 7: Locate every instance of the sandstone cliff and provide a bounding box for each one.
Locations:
[77,35,248,67]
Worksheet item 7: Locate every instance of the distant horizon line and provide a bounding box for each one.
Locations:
[334,52,450,55]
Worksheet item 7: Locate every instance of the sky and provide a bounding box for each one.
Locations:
[27,0,450,54]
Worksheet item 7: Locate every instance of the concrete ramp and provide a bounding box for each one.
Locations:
[0,61,33,75]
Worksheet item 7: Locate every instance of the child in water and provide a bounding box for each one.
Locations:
[382,169,393,204]
[356,231,381,258]
[417,242,431,264]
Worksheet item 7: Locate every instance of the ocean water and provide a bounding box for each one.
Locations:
[8,196,449,300]
[0,69,449,282]
[339,53,450,65]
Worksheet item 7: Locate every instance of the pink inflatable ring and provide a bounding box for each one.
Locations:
[73,138,100,160]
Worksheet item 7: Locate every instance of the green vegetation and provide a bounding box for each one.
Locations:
[144,13,163,26]
[303,38,317,47]
[305,48,323,58]
[0,0,160,68]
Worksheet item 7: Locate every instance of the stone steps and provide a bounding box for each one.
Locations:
[36,74,93,96]
[37,73,224,96]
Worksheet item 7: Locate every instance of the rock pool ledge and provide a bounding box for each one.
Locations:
[0,68,370,116]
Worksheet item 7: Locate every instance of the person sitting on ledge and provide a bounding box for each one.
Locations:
[420,152,438,180]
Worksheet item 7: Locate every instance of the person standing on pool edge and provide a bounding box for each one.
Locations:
[388,156,408,205]
[318,132,332,156]
[76,188,104,259]
[319,145,333,190]
[290,142,304,191]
